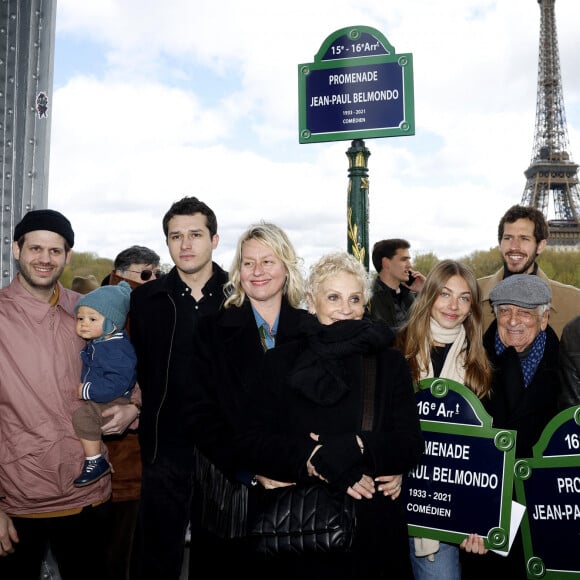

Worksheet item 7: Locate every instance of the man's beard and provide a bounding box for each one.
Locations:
[18,262,62,289]
[503,254,536,275]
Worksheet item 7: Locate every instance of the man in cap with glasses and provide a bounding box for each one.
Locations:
[103,245,162,286]
[461,274,561,579]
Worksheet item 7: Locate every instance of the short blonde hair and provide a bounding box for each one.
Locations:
[306,251,372,306]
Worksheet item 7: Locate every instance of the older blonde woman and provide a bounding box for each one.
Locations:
[237,251,424,579]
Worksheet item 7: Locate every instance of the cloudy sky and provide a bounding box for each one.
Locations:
[49,0,580,273]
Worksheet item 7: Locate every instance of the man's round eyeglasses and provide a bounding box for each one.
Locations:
[125,269,162,281]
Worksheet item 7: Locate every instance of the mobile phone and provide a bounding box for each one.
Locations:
[407,271,414,285]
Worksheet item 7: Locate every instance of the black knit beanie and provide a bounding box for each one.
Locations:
[13,209,75,247]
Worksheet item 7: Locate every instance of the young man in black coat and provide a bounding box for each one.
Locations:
[130,197,227,580]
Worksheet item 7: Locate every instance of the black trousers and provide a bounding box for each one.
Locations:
[105,499,140,580]
[134,456,193,580]
[0,500,111,580]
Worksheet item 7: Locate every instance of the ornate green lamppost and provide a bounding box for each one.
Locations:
[346,139,371,270]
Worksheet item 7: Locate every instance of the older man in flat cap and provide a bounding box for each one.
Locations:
[484,274,559,456]
[461,274,560,580]
[0,210,116,579]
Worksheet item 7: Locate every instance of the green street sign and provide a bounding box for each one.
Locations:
[405,378,517,550]
[298,25,415,144]
[514,406,580,578]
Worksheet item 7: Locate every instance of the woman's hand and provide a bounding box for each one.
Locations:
[346,474,375,500]
[255,476,295,490]
[375,474,403,500]
[306,444,327,481]
[460,533,488,554]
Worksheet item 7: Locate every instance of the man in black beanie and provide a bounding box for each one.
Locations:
[0,209,113,579]
[13,208,75,249]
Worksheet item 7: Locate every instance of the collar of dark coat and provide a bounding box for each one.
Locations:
[374,276,413,300]
[219,298,309,342]
[132,262,228,300]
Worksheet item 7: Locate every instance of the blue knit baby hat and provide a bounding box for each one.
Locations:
[75,280,131,334]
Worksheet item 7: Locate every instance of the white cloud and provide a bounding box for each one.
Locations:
[50,0,580,272]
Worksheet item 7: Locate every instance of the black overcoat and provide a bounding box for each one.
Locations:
[190,305,424,578]
[482,320,560,458]
[130,263,228,465]
[462,322,561,579]
[189,298,311,477]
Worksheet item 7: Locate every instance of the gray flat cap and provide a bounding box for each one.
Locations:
[489,274,551,309]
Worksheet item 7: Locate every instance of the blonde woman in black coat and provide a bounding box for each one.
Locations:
[188,222,310,575]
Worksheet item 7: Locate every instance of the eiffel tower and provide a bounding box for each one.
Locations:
[521,0,580,247]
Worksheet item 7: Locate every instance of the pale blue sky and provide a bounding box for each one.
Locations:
[49,0,580,272]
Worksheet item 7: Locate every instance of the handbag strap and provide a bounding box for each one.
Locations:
[360,354,376,431]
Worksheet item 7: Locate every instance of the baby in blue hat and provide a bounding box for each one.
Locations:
[72,281,137,487]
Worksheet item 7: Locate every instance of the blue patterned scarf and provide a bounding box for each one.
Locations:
[494,329,546,387]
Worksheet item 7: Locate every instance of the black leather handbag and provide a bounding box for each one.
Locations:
[250,355,376,555]
[250,482,355,555]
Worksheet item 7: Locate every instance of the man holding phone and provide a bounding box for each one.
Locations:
[368,238,425,334]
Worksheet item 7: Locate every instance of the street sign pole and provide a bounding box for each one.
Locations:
[346,139,370,269]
